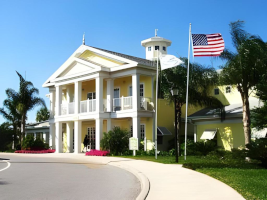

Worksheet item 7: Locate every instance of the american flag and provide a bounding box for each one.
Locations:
[192,33,225,57]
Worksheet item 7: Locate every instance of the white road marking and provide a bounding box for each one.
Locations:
[0,160,11,172]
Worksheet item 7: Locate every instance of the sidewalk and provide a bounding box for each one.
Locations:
[3,153,245,200]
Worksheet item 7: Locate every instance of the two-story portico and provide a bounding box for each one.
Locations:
[43,45,156,153]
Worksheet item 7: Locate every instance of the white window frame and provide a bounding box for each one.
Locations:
[114,87,120,98]
[214,88,219,95]
[163,46,166,51]
[87,92,96,100]
[140,83,144,97]
[148,46,151,51]
[140,124,146,140]
[87,126,96,149]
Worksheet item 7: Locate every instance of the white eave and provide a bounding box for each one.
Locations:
[141,37,172,47]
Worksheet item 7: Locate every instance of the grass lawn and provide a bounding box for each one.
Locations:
[118,155,267,200]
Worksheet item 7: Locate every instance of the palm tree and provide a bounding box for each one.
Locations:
[160,58,223,158]
[36,107,50,122]
[219,21,267,145]
[6,71,46,143]
[0,91,21,146]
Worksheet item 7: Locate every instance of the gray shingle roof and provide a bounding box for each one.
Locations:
[89,46,156,67]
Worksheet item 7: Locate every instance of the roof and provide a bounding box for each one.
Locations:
[189,97,262,120]
[157,127,172,136]
[90,46,156,67]
[141,36,172,47]
[26,121,49,129]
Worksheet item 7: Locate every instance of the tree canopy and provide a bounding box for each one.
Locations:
[219,20,267,145]
[36,107,50,122]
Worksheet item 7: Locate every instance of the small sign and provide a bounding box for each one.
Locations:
[129,137,138,150]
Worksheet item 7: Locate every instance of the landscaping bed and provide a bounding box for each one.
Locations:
[15,149,55,153]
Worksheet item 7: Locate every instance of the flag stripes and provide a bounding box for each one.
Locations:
[192,33,225,57]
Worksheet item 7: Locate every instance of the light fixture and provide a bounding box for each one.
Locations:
[171,88,179,96]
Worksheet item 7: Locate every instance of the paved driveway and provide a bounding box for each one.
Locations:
[0,154,140,200]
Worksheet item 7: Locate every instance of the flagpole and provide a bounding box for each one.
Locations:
[185,23,191,161]
[155,49,159,159]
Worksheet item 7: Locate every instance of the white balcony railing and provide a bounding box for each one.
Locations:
[112,96,154,112]
[80,99,96,113]
[141,97,154,111]
[113,96,132,111]
[61,102,75,115]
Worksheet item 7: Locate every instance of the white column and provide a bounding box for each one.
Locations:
[55,85,62,116]
[49,89,56,117]
[106,79,114,112]
[75,81,82,115]
[55,122,63,153]
[132,116,140,150]
[74,120,81,153]
[67,122,74,153]
[95,118,103,150]
[194,125,197,143]
[107,118,112,132]
[49,123,55,149]
[96,77,104,112]
[132,74,140,111]
[43,132,46,142]
[34,132,37,140]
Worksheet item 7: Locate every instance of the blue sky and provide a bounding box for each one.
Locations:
[0,0,266,123]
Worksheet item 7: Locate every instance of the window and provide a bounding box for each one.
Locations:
[214,88,219,95]
[87,127,96,149]
[128,84,143,97]
[140,84,144,97]
[87,92,96,99]
[155,46,159,50]
[114,88,120,98]
[129,86,132,96]
[163,46,166,51]
[148,46,151,51]
[140,124,145,140]
[226,86,231,93]
[130,125,145,139]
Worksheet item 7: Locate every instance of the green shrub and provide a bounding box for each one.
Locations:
[246,138,267,168]
[22,134,35,150]
[100,126,130,155]
[181,140,217,156]
[22,135,48,150]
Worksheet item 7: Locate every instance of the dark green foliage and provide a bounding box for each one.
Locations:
[219,21,267,145]
[0,122,14,152]
[100,126,130,155]
[36,107,49,122]
[180,140,217,156]
[246,138,267,168]
[22,134,35,149]
[22,134,48,150]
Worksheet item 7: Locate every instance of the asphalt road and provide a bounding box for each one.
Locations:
[0,154,140,200]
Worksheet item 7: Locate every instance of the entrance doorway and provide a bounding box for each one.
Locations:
[87,127,96,149]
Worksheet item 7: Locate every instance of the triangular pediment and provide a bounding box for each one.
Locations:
[57,61,94,78]
[79,50,126,68]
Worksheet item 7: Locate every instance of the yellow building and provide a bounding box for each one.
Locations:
[43,33,175,153]
[187,85,264,150]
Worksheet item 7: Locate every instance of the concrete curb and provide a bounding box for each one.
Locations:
[109,161,150,200]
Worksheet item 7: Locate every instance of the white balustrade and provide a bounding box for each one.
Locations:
[60,102,75,115]
[113,96,133,111]
[80,99,96,113]
[141,97,154,111]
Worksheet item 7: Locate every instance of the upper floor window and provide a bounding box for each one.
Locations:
[155,46,159,50]
[129,84,144,97]
[87,92,96,99]
[214,88,219,95]
[148,46,151,51]
[163,46,166,51]
[226,86,231,93]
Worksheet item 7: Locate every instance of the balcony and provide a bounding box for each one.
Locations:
[113,96,154,111]
[80,99,96,113]
[61,102,75,115]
